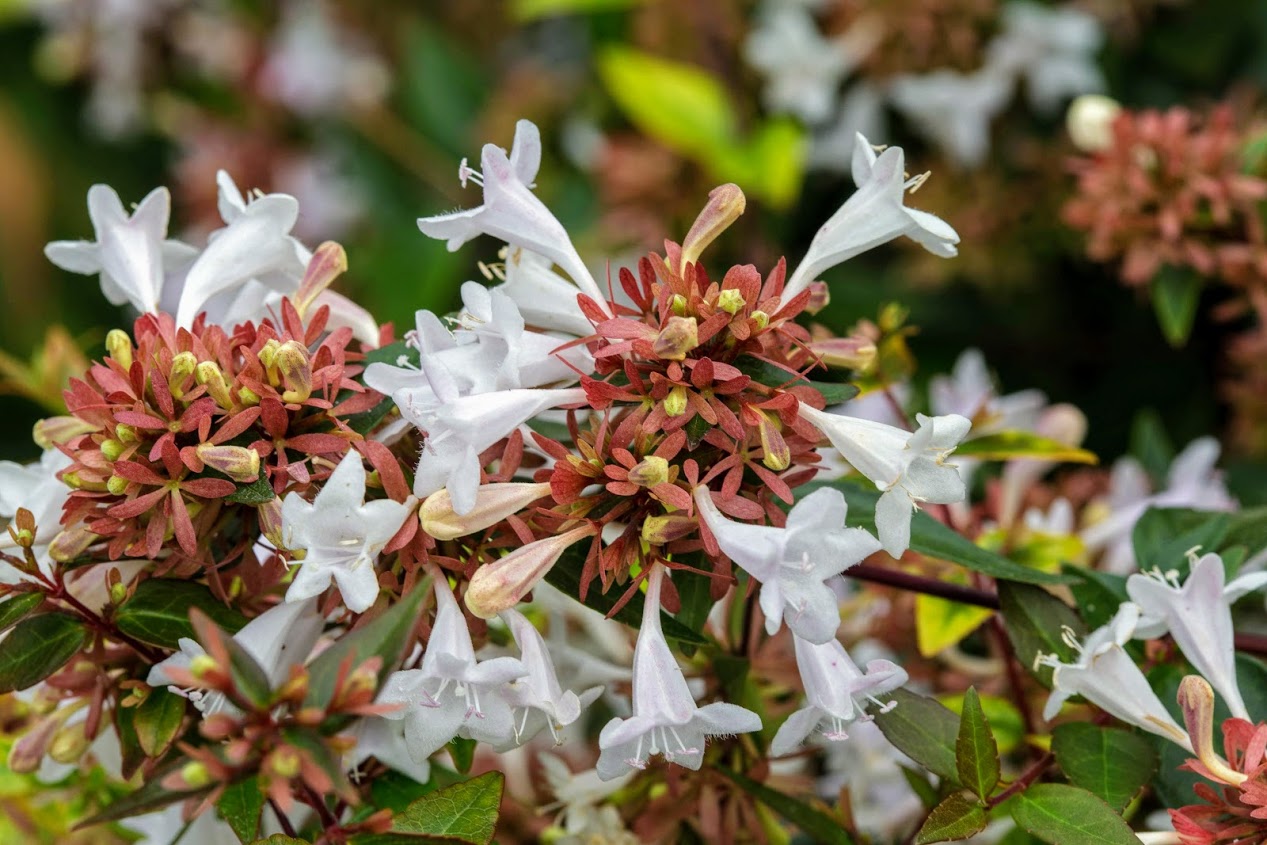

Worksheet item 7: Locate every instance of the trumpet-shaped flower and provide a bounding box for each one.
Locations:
[1128,551,1267,721]
[770,634,907,755]
[783,134,959,302]
[417,119,609,315]
[496,247,595,337]
[744,5,851,124]
[596,564,761,781]
[44,185,193,315]
[888,69,1014,168]
[495,609,602,749]
[280,450,413,613]
[693,486,881,643]
[1038,603,1191,751]
[0,448,73,581]
[987,1,1105,115]
[347,714,432,785]
[378,575,527,762]
[147,598,324,717]
[798,406,971,557]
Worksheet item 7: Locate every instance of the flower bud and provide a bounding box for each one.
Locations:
[109,580,129,606]
[680,183,746,270]
[49,525,97,563]
[464,525,596,619]
[421,482,552,541]
[750,310,769,330]
[258,339,282,372]
[100,438,125,462]
[106,475,129,496]
[717,288,746,316]
[670,294,689,317]
[757,411,791,471]
[257,499,285,549]
[276,341,312,404]
[627,456,671,488]
[805,281,831,315]
[641,514,698,544]
[9,508,36,549]
[1066,94,1122,153]
[664,385,689,418]
[105,329,133,370]
[294,241,349,316]
[190,654,220,681]
[237,386,260,406]
[169,352,198,395]
[33,416,97,449]
[48,723,91,764]
[196,444,261,483]
[180,761,212,788]
[1178,675,1245,785]
[267,747,303,779]
[807,336,877,371]
[653,317,699,361]
[115,423,140,443]
[195,361,234,409]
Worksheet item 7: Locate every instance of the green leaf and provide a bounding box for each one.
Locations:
[359,772,504,845]
[0,592,43,634]
[251,837,310,845]
[1151,264,1202,347]
[901,765,941,809]
[510,0,642,20]
[954,431,1097,465]
[735,357,859,405]
[115,580,247,649]
[940,693,1025,755]
[716,768,855,845]
[448,736,477,775]
[874,688,960,783]
[134,687,187,758]
[915,585,994,657]
[369,770,436,814]
[304,585,428,720]
[226,475,275,505]
[998,582,1086,688]
[217,776,265,843]
[78,771,210,827]
[916,791,988,844]
[1052,723,1158,812]
[1065,566,1129,631]
[956,688,1000,800]
[1009,784,1142,845]
[113,701,145,780]
[545,546,708,645]
[809,482,1069,585]
[1131,508,1229,574]
[1128,409,1174,483]
[0,612,89,693]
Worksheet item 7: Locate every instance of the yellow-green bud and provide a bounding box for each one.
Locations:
[717,288,746,315]
[276,341,312,404]
[189,654,220,680]
[100,438,125,462]
[105,329,133,370]
[652,317,699,361]
[33,416,97,449]
[641,514,697,544]
[670,294,689,317]
[268,747,303,779]
[106,475,129,496]
[237,386,260,406]
[196,444,261,483]
[48,723,91,764]
[750,310,769,330]
[258,339,282,372]
[108,580,129,606]
[627,455,671,488]
[169,351,198,390]
[180,761,212,788]
[757,411,790,471]
[663,385,689,418]
[115,423,140,443]
[195,361,234,409]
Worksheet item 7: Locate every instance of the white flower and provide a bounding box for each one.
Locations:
[809,82,888,173]
[497,609,602,749]
[693,486,881,643]
[120,804,239,845]
[347,714,432,785]
[1081,438,1237,574]
[174,171,308,329]
[44,185,195,315]
[771,633,907,755]
[378,575,527,762]
[496,247,595,337]
[783,134,959,302]
[280,450,412,613]
[987,1,1105,115]
[417,119,610,315]
[540,754,637,844]
[1039,603,1191,751]
[596,564,762,781]
[744,6,852,124]
[0,448,73,581]
[1066,94,1122,153]
[147,598,325,717]
[1129,551,1267,721]
[888,69,1014,168]
[798,406,971,557]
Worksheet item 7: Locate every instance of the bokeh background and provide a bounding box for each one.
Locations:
[3,0,1267,501]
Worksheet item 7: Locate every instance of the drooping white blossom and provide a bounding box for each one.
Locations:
[771,633,907,755]
[1128,551,1267,721]
[0,448,73,581]
[540,754,637,844]
[280,450,413,613]
[798,405,971,557]
[596,564,761,780]
[496,247,595,337]
[783,134,960,302]
[693,486,881,643]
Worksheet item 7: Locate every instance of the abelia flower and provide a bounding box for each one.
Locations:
[280,449,413,613]
[495,247,595,337]
[0,448,73,580]
[771,634,907,755]
[694,485,880,643]
[986,0,1105,115]
[888,69,1014,168]
[744,5,852,124]
[797,406,971,557]
[596,564,761,781]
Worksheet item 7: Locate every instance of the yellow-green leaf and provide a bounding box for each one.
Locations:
[916,791,988,844]
[916,581,994,657]
[511,0,642,19]
[955,431,1097,464]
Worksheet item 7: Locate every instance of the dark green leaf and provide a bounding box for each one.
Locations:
[1009,784,1142,845]
[113,702,145,780]
[900,765,940,810]
[1052,723,1157,812]
[717,768,854,845]
[251,837,310,845]
[226,475,275,505]
[874,688,960,783]
[115,580,247,649]
[1131,508,1228,574]
[998,582,1086,688]
[672,564,713,652]
[217,776,265,843]
[808,482,1069,585]
[358,772,503,845]
[1128,409,1174,483]
[916,791,988,844]
[134,687,187,758]
[1065,566,1129,631]
[545,546,708,645]
[449,736,477,775]
[0,593,43,634]
[956,688,1000,800]
[0,612,89,693]
[734,357,858,405]
[369,770,436,814]
[1151,265,1202,347]
[305,584,429,721]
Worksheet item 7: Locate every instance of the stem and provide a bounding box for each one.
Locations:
[847,563,999,608]
[988,751,1054,808]
[270,799,299,838]
[991,616,1037,737]
[51,580,163,663]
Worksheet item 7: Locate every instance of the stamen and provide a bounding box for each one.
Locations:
[458,158,484,187]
